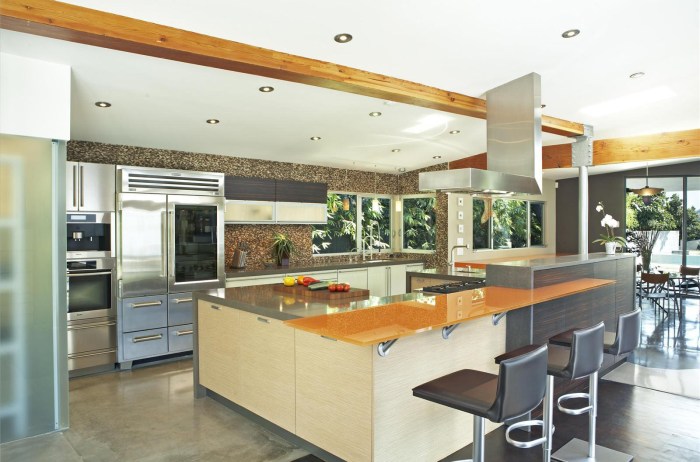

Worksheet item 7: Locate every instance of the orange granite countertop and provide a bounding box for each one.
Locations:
[284,278,614,346]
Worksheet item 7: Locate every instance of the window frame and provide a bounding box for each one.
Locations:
[401,193,437,254]
[472,197,546,251]
[312,191,395,256]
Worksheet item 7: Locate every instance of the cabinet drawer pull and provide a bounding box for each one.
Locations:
[130,301,162,308]
[68,348,117,359]
[80,165,84,207]
[257,317,270,324]
[175,329,193,336]
[132,334,163,343]
[68,321,116,330]
[172,297,193,304]
[210,305,221,310]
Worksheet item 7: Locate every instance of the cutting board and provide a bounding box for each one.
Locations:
[273,284,370,300]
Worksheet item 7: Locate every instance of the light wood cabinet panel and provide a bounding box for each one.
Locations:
[337,268,368,289]
[197,301,240,403]
[372,316,505,461]
[238,311,296,433]
[295,330,373,462]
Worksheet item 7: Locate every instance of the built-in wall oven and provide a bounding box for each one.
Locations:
[66,258,117,372]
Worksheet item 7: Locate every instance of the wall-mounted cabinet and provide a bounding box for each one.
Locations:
[224,176,326,224]
[66,161,115,211]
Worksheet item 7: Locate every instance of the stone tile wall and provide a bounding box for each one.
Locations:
[68,140,448,269]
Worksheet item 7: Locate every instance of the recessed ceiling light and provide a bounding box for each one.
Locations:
[334,33,353,43]
[398,167,406,172]
[449,130,461,135]
[541,104,547,109]
[391,149,401,153]
[95,101,111,108]
[206,119,220,124]
[629,72,646,79]
[259,86,275,92]
[433,156,442,160]
[369,111,382,117]
[561,29,580,38]
[310,136,321,141]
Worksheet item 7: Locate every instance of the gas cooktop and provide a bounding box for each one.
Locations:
[422,279,486,294]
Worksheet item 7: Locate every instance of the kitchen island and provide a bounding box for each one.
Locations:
[193,268,618,461]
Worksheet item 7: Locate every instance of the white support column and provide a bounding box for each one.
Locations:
[579,165,589,256]
[571,125,594,256]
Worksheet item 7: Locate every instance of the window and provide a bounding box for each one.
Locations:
[313,193,357,254]
[402,195,436,252]
[473,198,545,250]
[312,193,393,255]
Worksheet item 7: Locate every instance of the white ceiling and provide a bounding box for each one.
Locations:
[1,0,699,177]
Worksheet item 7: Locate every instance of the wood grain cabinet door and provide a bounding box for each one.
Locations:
[197,301,240,403]
[237,311,296,433]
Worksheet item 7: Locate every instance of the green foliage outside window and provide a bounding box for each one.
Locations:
[473,198,544,249]
[403,197,436,251]
[312,193,392,254]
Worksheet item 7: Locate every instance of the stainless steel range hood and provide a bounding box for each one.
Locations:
[419,73,543,195]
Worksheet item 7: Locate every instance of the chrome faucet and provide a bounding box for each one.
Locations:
[449,245,470,273]
[362,227,375,261]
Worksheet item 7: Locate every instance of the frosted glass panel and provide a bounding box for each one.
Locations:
[0,135,60,442]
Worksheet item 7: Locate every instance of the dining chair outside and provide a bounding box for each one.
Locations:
[678,266,700,297]
[638,272,677,318]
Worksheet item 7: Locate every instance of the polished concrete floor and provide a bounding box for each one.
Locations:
[2,298,699,462]
[0,360,309,462]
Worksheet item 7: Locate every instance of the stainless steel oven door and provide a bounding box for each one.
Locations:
[66,258,116,321]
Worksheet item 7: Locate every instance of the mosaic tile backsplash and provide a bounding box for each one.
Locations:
[68,140,448,269]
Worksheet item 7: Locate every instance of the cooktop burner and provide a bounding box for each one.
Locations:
[423,279,486,294]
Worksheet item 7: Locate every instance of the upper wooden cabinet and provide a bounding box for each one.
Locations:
[224,176,275,201]
[224,176,327,224]
[274,180,327,204]
[224,176,326,203]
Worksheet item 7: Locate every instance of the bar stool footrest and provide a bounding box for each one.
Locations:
[505,420,548,449]
[557,392,593,415]
[552,438,633,462]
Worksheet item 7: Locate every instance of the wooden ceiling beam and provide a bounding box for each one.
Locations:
[0,0,585,137]
[448,128,700,170]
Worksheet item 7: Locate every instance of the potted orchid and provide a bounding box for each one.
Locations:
[592,202,626,255]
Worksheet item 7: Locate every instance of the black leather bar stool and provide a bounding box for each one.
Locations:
[549,308,642,357]
[494,322,606,462]
[413,344,548,462]
[548,310,641,462]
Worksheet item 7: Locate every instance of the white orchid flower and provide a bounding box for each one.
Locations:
[596,204,603,212]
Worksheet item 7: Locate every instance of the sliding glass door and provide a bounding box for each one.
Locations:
[626,175,700,272]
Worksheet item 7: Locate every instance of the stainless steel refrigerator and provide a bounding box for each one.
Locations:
[116,167,225,368]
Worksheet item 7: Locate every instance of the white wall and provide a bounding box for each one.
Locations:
[448,179,557,263]
[0,53,71,140]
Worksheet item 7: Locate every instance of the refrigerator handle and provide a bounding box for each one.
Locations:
[161,210,168,278]
[167,210,174,278]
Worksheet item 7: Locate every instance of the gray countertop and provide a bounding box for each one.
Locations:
[226,258,425,279]
[195,285,431,321]
[485,252,634,271]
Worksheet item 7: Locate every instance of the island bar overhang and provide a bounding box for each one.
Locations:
[191,252,634,462]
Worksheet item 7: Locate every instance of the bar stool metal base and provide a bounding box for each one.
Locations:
[552,438,633,462]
